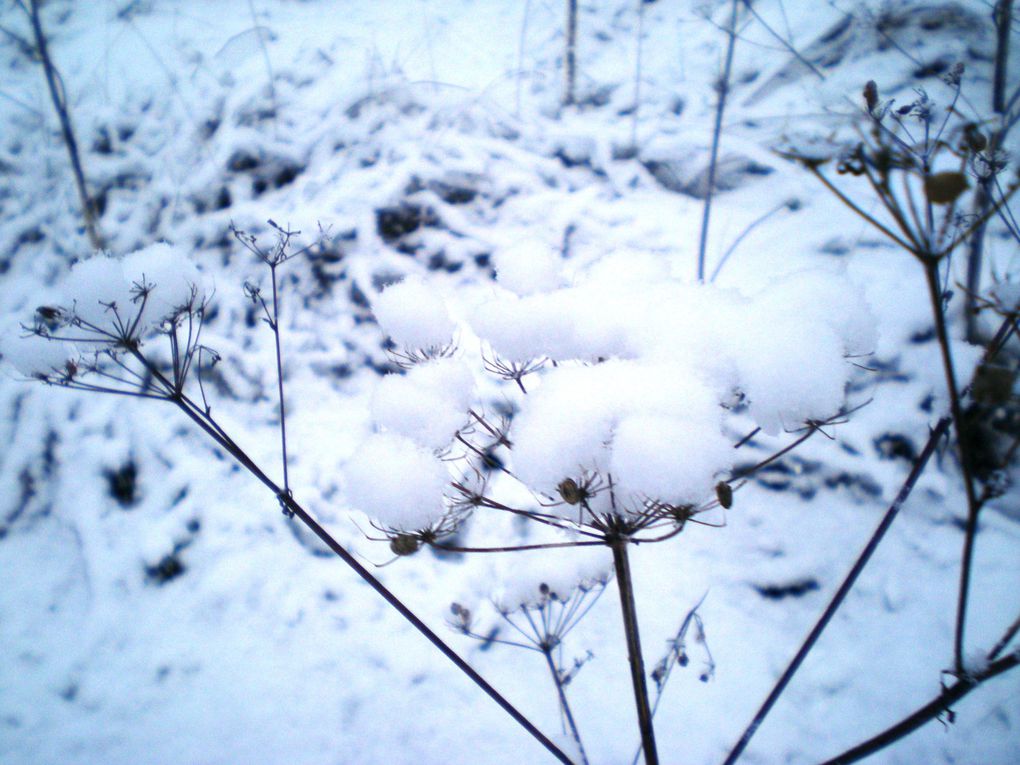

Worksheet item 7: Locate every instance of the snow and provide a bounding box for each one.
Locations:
[370,357,474,450]
[0,1,1017,764]
[342,432,450,533]
[371,276,456,352]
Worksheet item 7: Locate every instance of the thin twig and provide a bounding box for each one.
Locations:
[564,0,577,107]
[740,0,825,81]
[721,417,951,765]
[103,348,576,765]
[542,647,590,765]
[22,0,102,249]
[697,0,740,283]
[818,648,1020,765]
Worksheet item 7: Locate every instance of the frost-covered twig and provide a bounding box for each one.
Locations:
[722,417,951,765]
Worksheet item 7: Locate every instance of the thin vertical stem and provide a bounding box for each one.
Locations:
[542,647,590,765]
[23,0,102,249]
[515,0,532,118]
[993,0,1013,115]
[564,0,577,106]
[923,262,983,675]
[269,264,290,496]
[611,538,658,765]
[630,0,646,150]
[721,417,950,765]
[697,0,739,283]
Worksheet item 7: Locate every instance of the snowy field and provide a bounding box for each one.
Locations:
[0,1,1018,764]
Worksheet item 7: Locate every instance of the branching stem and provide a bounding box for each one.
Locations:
[721,417,951,765]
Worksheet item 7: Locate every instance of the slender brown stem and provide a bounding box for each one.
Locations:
[542,648,590,765]
[818,649,1020,765]
[722,418,951,765]
[697,0,739,283]
[269,264,291,497]
[23,0,102,249]
[611,538,658,765]
[110,346,574,764]
[989,611,1020,661]
[922,263,983,675]
[564,0,577,106]
[807,166,916,252]
[993,0,1013,115]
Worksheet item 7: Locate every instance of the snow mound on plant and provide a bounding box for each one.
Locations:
[372,276,455,351]
[343,432,450,532]
[370,358,475,450]
[511,360,733,512]
[59,244,206,337]
[492,237,564,295]
[358,266,874,516]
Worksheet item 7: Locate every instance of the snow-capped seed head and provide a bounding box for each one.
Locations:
[492,238,563,296]
[370,357,474,450]
[61,254,135,332]
[59,246,206,340]
[343,432,450,532]
[121,242,206,326]
[372,277,455,351]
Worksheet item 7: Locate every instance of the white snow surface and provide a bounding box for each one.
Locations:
[0,1,1017,765]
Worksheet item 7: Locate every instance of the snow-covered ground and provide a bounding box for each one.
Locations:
[0,1,1018,763]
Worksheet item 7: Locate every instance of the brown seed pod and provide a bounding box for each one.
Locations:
[557,478,583,505]
[925,172,969,205]
[715,481,733,509]
[963,123,987,153]
[389,533,422,556]
[863,80,879,113]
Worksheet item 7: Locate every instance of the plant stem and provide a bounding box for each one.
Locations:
[564,0,577,106]
[721,417,951,765]
[542,648,590,765]
[269,264,291,497]
[818,648,1020,765]
[993,0,1013,115]
[134,367,573,763]
[922,262,982,676]
[23,0,102,250]
[697,0,739,283]
[611,538,658,765]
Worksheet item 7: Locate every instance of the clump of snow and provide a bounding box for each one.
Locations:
[59,245,206,338]
[492,238,563,295]
[60,254,135,332]
[343,432,450,532]
[751,269,878,357]
[731,304,849,435]
[511,360,734,510]
[610,413,733,506]
[0,324,76,379]
[372,277,455,351]
[370,358,475,450]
